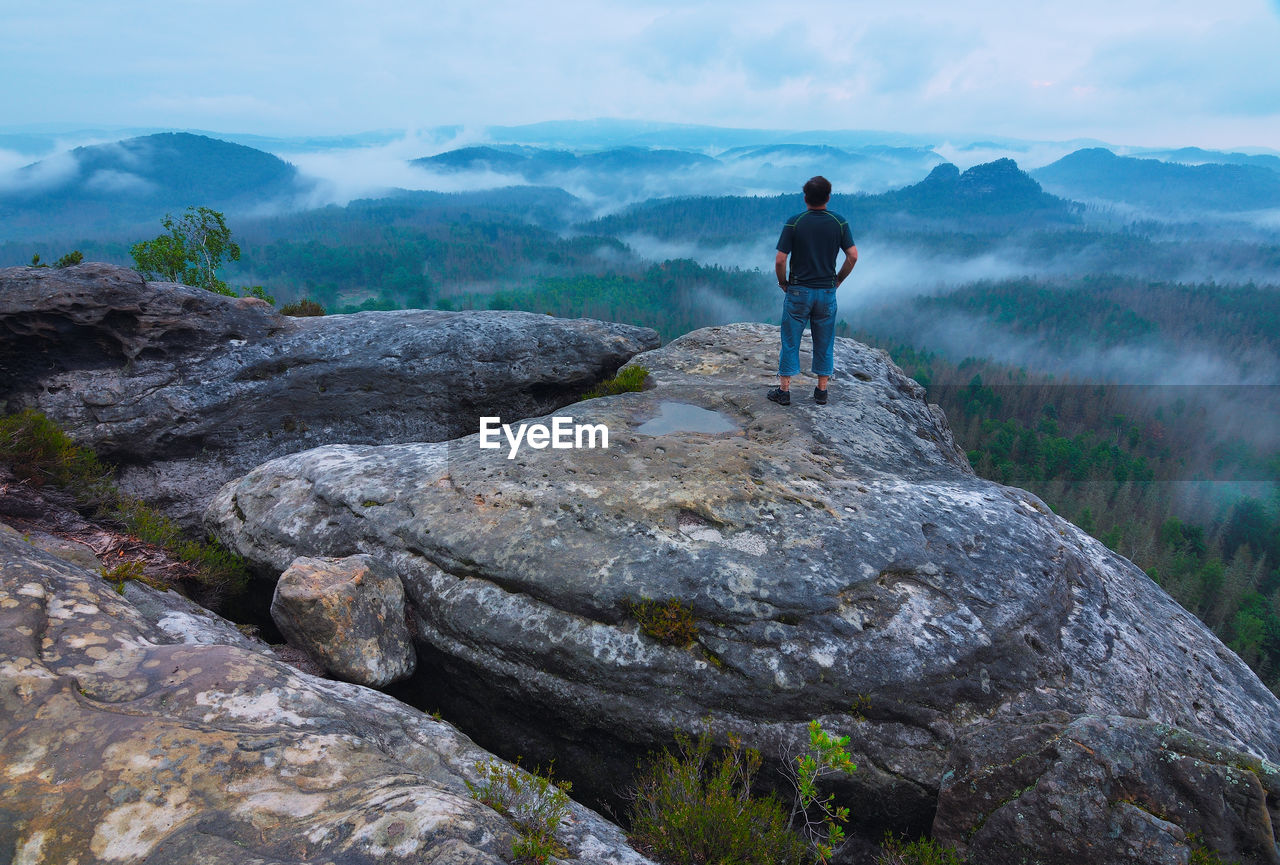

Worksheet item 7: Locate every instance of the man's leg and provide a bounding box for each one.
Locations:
[809,288,837,402]
[777,289,807,388]
[771,289,808,405]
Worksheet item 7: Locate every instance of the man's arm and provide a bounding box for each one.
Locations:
[775,250,789,289]
[835,244,858,286]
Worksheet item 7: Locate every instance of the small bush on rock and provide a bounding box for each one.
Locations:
[110,496,248,598]
[628,729,809,865]
[239,285,275,305]
[0,409,114,503]
[1189,837,1241,865]
[466,759,572,865]
[877,833,966,865]
[629,596,698,647]
[280,298,326,316]
[0,409,249,601]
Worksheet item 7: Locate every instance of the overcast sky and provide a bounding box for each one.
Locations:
[4,0,1280,149]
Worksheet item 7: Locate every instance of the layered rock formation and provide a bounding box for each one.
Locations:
[209,322,1280,855]
[0,524,654,864]
[0,263,659,527]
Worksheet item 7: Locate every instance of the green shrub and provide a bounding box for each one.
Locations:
[629,597,698,647]
[581,365,649,400]
[627,729,809,865]
[466,759,572,865]
[0,409,114,503]
[280,298,326,316]
[100,558,170,594]
[54,250,84,268]
[0,410,249,601]
[101,559,147,594]
[877,833,965,865]
[1188,837,1241,865]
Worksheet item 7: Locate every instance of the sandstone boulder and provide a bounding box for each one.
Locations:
[272,554,417,686]
[0,524,654,864]
[208,322,1280,836]
[0,263,660,527]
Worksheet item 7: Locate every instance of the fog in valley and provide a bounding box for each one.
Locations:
[1,124,1277,513]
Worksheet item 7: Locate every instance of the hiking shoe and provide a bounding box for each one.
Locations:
[767,387,791,406]
[814,387,828,405]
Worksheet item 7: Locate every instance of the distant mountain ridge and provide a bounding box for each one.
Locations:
[413,144,716,178]
[1033,147,1280,214]
[414,141,943,197]
[881,158,1072,219]
[4,128,1279,249]
[586,156,1079,243]
[1134,146,1280,174]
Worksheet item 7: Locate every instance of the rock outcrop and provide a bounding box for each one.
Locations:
[932,712,1280,865]
[208,322,1280,846]
[0,263,660,527]
[0,524,655,865]
[271,553,417,687]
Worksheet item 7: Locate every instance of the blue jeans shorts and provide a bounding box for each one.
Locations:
[778,286,837,377]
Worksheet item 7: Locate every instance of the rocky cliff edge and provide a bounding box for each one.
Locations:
[209,322,1280,851]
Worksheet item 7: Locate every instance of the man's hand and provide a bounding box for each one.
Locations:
[835,244,858,287]
[775,250,789,289]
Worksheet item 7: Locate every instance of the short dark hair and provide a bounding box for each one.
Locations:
[803,175,832,206]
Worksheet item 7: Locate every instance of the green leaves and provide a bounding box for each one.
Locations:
[130,206,241,293]
[466,759,572,865]
[627,728,809,865]
[786,720,858,863]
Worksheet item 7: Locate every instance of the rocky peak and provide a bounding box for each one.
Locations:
[208,322,1280,851]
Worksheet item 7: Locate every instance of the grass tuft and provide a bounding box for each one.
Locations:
[466,758,572,865]
[280,298,326,316]
[581,365,649,400]
[0,409,115,504]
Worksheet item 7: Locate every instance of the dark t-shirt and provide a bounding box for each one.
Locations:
[776,209,855,288]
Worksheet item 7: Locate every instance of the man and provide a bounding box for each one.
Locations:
[768,176,858,406]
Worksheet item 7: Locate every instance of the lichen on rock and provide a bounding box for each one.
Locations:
[0,525,655,864]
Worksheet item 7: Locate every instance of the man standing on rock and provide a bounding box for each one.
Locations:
[768,176,857,406]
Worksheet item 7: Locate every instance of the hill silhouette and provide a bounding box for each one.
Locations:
[0,133,306,241]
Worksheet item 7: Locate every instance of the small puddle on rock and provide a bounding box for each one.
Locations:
[635,401,738,435]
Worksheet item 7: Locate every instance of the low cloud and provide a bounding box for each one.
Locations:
[0,147,79,192]
[84,169,154,194]
[279,128,509,207]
